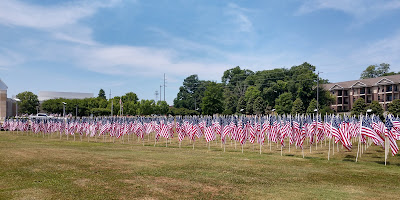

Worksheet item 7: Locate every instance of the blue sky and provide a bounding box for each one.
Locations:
[1,0,400,105]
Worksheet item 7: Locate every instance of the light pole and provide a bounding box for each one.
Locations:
[13,98,21,117]
[62,102,67,118]
[75,105,78,118]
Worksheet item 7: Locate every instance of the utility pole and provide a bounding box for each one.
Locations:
[155,90,159,102]
[163,73,166,102]
[110,89,113,116]
[160,85,162,102]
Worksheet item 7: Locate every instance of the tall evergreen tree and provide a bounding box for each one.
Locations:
[275,92,293,114]
[351,98,367,116]
[291,98,305,114]
[253,96,265,115]
[98,89,106,100]
[367,101,383,117]
[200,82,224,115]
[306,99,317,114]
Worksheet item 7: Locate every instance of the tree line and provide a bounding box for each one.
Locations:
[174,62,334,115]
[13,62,400,117]
[15,90,171,117]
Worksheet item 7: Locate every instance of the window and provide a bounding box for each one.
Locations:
[387,94,393,101]
[367,88,371,94]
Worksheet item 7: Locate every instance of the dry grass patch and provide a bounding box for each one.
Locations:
[0,131,399,199]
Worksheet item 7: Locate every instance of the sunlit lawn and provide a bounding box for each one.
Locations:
[1,131,399,199]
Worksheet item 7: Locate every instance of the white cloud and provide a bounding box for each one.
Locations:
[225,3,253,33]
[297,0,400,23]
[0,0,96,29]
[0,48,25,68]
[74,45,228,81]
[0,0,119,45]
[350,31,400,69]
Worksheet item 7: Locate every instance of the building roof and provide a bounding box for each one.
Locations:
[322,74,400,91]
[0,79,8,90]
[38,91,94,101]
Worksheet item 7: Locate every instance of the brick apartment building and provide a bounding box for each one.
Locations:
[322,74,400,112]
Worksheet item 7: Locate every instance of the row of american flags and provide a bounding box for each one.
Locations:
[2,114,400,156]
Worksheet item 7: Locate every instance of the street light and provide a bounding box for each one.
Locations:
[13,98,21,117]
[62,102,67,118]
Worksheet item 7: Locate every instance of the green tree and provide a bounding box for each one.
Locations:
[91,108,110,116]
[291,98,305,114]
[138,100,155,115]
[246,98,254,114]
[367,101,383,117]
[124,101,139,116]
[275,92,293,114]
[122,92,138,103]
[41,98,63,114]
[388,99,400,116]
[306,99,317,114]
[319,105,334,115]
[200,82,224,115]
[168,107,199,116]
[253,96,265,115]
[236,96,246,114]
[98,89,106,100]
[16,91,39,115]
[157,101,169,115]
[222,66,254,114]
[351,98,367,116]
[360,63,392,79]
[173,75,207,111]
[223,89,237,115]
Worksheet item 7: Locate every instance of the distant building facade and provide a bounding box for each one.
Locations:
[38,91,94,102]
[322,74,400,112]
[0,79,7,119]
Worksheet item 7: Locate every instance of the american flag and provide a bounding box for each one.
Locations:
[385,115,399,156]
[361,116,383,146]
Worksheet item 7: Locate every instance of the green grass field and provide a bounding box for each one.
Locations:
[1,131,399,200]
